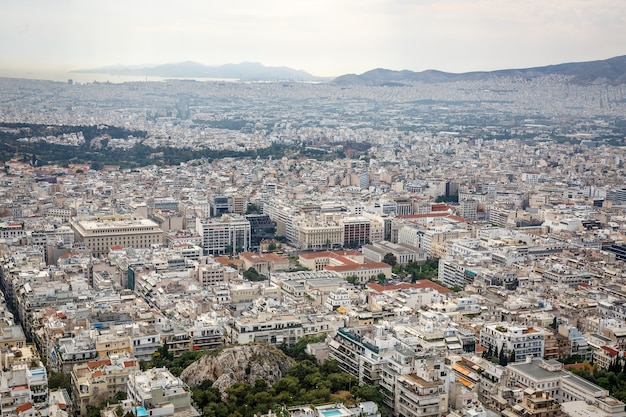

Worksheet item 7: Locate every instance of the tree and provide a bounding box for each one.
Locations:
[346,275,359,285]
[435,193,458,203]
[377,272,386,284]
[243,267,266,282]
[245,203,259,214]
[483,344,493,359]
[352,384,383,406]
[48,369,71,392]
[509,350,516,364]
[498,348,508,366]
[382,253,397,267]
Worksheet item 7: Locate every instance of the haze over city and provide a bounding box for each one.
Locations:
[2,0,626,79]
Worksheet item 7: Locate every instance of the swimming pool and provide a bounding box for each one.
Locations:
[321,409,344,417]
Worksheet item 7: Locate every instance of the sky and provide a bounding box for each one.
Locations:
[1,0,625,78]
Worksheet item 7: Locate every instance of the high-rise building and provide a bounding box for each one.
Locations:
[195,214,251,255]
[341,216,371,247]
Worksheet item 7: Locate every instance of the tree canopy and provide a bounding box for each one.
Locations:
[382,253,397,267]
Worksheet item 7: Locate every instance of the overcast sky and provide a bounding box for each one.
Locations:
[2,0,625,77]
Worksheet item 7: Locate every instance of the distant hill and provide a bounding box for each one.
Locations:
[73,61,328,82]
[332,55,626,86]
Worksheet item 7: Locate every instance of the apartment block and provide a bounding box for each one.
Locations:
[126,367,199,417]
[71,218,164,257]
[480,323,549,363]
[72,355,139,417]
[195,214,251,255]
[227,312,303,346]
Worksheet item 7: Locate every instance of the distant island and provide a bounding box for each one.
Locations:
[332,55,626,86]
[72,61,330,82]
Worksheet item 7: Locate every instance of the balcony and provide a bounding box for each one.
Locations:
[399,389,441,407]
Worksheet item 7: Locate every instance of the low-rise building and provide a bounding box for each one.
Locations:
[72,355,139,417]
[127,367,199,417]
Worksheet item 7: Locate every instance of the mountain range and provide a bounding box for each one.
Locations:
[74,55,626,84]
[332,55,626,86]
[73,61,326,82]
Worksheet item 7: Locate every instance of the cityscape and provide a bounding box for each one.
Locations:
[2,2,626,415]
[1,56,626,417]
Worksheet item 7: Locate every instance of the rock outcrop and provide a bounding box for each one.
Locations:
[179,344,295,395]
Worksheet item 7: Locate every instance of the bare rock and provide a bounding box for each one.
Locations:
[179,343,295,396]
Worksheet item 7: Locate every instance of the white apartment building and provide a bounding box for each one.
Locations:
[127,368,199,417]
[263,200,298,243]
[195,214,251,255]
[480,322,549,362]
[379,347,449,417]
[508,358,626,416]
[0,361,48,417]
[227,312,303,346]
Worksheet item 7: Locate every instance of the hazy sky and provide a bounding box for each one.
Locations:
[2,0,625,77]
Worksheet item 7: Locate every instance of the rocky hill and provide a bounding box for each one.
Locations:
[179,344,294,394]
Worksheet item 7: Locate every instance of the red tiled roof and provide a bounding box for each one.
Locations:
[602,345,620,357]
[239,252,288,263]
[431,204,451,212]
[214,257,244,267]
[16,403,33,413]
[563,363,588,371]
[263,253,289,263]
[124,360,137,368]
[87,358,111,369]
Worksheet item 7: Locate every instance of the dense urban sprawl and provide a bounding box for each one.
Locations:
[1,75,626,417]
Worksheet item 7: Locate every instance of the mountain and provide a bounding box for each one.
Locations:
[73,61,327,81]
[332,55,626,86]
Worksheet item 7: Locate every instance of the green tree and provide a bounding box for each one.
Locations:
[435,193,458,203]
[351,384,383,406]
[289,360,319,384]
[245,203,259,214]
[499,349,508,366]
[243,267,266,281]
[47,369,71,392]
[346,275,359,285]
[382,253,397,266]
[327,372,358,392]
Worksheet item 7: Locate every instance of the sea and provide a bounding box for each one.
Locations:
[0,68,238,84]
